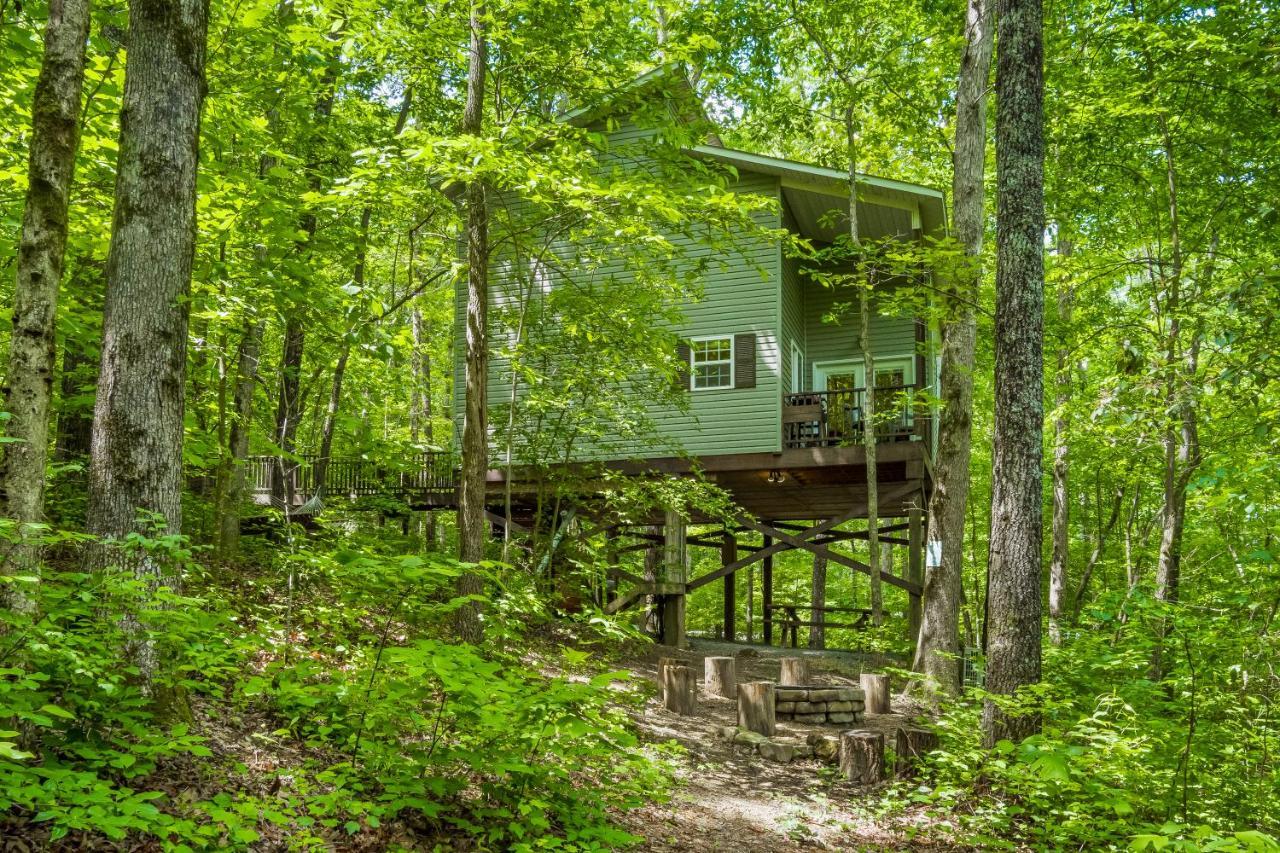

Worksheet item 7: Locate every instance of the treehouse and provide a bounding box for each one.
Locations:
[449,66,947,648]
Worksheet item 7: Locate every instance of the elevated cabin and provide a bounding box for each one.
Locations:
[450,73,944,522]
[450,68,946,646]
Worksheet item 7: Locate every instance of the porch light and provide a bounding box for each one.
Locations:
[767,469,786,484]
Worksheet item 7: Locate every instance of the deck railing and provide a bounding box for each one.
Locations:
[782,384,930,449]
[246,452,458,504]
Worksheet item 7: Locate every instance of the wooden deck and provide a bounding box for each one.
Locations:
[244,385,932,522]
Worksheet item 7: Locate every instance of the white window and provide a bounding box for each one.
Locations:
[790,341,805,392]
[690,336,734,390]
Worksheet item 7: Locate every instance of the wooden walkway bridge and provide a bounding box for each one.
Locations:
[246,453,459,509]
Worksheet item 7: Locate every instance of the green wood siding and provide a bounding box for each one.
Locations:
[450,122,785,461]
[780,201,806,395]
[801,276,919,386]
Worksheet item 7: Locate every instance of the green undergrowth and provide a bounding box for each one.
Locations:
[877,592,1279,851]
[0,522,673,850]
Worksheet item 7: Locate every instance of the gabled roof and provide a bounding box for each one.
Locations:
[559,63,712,131]
[559,66,947,241]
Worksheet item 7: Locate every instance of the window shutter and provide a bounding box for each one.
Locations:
[734,333,756,389]
[675,342,691,392]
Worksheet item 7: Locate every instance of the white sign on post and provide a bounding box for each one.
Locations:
[926,539,943,569]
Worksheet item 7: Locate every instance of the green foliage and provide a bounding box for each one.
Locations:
[0,524,670,848]
[892,595,1279,850]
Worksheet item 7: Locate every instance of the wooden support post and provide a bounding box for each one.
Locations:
[722,530,737,642]
[705,656,736,698]
[661,664,696,715]
[894,727,939,779]
[840,731,885,783]
[908,508,923,645]
[737,681,776,736]
[660,509,687,649]
[860,672,891,714]
[780,657,809,686]
[762,534,774,645]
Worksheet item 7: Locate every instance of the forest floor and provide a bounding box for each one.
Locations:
[606,639,959,852]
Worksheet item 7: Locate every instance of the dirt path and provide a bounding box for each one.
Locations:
[610,640,954,851]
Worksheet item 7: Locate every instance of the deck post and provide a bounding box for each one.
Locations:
[908,508,923,644]
[660,508,687,648]
[722,530,737,642]
[762,533,774,645]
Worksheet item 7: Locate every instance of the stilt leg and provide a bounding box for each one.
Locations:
[722,530,737,642]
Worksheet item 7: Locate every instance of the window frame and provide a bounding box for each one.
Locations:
[688,334,735,391]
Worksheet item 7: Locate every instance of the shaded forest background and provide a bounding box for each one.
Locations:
[0,0,1277,848]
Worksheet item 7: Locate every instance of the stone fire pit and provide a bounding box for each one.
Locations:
[775,685,866,725]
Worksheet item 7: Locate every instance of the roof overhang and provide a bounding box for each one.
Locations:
[690,145,947,242]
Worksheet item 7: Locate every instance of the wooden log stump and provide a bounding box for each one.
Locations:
[839,730,885,783]
[779,657,809,686]
[894,727,939,779]
[737,681,776,736]
[661,664,696,715]
[860,672,891,714]
[704,656,737,698]
[657,655,687,685]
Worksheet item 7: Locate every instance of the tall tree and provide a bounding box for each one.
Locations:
[84,0,210,690]
[981,0,1045,746]
[454,0,489,643]
[0,0,93,610]
[912,0,994,693]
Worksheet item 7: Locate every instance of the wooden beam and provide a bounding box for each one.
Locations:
[686,505,863,592]
[733,513,923,596]
[722,531,737,641]
[763,535,773,645]
[484,510,529,534]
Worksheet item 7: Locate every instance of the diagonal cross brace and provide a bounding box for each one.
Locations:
[733,512,922,597]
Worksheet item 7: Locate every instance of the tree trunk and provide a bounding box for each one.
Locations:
[860,672,891,714]
[737,681,776,736]
[312,206,373,499]
[454,0,489,644]
[779,657,809,686]
[84,0,209,699]
[0,0,93,611]
[214,319,264,559]
[913,0,994,696]
[846,108,883,628]
[982,0,1045,748]
[894,727,939,779]
[704,656,736,698]
[661,663,696,715]
[270,318,305,508]
[809,552,827,649]
[839,731,884,783]
[1049,275,1073,646]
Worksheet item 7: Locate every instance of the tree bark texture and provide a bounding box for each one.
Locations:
[84,0,210,686]
[214,319,264,559]
[0,0,93,610]
[860,672,891,714]
[704,656,736,698]
[661,663,696,715]
[779,657,809,686]
[737,681,776,736]
[1049,277,1073,646]
[454,0,489,644]
[839,731,884,783]
[914,0,994,696]
[982,0,1045,747]
[809,552,827,649]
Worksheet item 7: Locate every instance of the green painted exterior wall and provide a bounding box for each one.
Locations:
[450,118,930,461]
